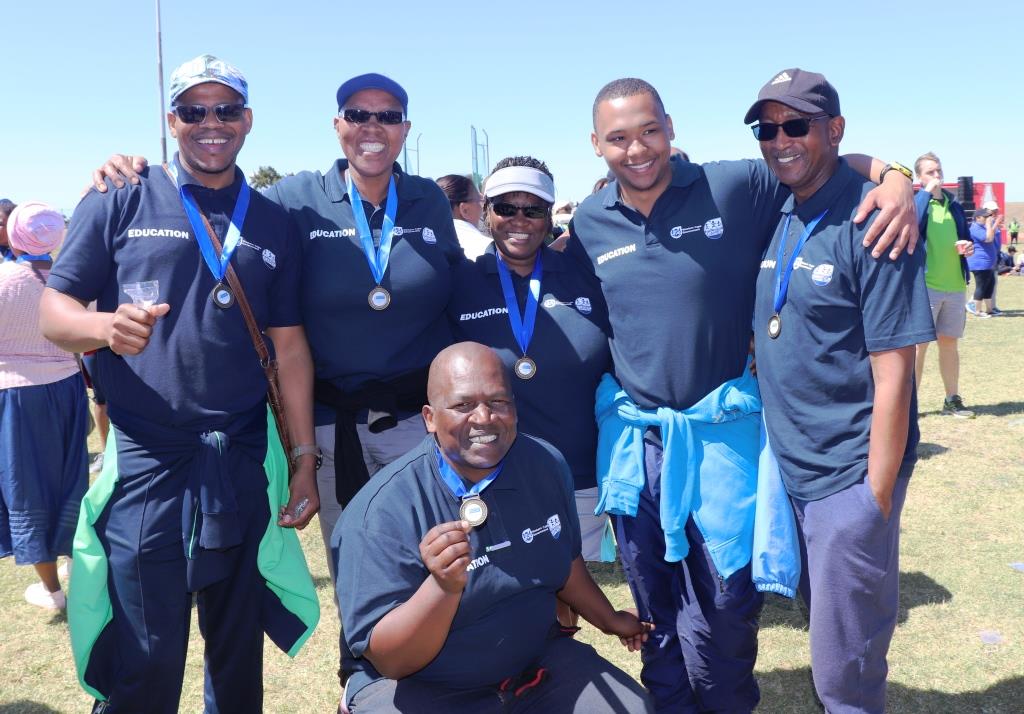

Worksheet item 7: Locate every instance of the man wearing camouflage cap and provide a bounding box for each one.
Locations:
[41,55,320,713]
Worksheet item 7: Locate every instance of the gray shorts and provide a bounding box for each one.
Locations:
[926,287,966,338]
[574,487,615,562]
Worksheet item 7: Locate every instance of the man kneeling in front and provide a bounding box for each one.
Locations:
[334,341,653,713]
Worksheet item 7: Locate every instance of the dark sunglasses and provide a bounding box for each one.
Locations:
[341,108,405,125]
[491,202,549,220]
[172,103,247,124]
[750,113,829,141]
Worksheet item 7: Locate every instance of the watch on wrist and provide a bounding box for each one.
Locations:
[290,444,323,470]
[880,161,913,183]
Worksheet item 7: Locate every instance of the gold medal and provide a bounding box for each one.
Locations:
[767,313,782,339]
[460,496,488,528]
[368,286,391,310]
[514,356,537,380]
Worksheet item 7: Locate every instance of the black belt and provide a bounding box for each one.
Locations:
[314,367,428,507]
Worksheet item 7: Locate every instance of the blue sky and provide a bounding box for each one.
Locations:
[3,1,1021,216]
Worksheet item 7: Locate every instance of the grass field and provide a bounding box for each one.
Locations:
[1,278,1022,713]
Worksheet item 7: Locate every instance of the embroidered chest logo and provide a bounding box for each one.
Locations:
[811,263,834,286]
[466,554,491,572]
[521,514,562,544]
[423,227,437,244]
[308,228,355,240]
[597,243,637,265]
[262,249,277,269]
[575,297,592,314]
[703,217,724,239]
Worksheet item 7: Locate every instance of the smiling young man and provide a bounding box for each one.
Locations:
[39,55,319,713]
[747,68,934,713]
[333,342,653,713]
[566,77,920,713]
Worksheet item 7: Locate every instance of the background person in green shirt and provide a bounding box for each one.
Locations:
[913,152,976,418]
[1009,216,1019,245]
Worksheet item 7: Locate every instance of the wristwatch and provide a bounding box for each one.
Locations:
[879,161,913,183]
[290,444,323,470]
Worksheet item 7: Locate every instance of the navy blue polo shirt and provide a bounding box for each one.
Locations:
[48,158,301,430]
[567,157,787,410]
[447,246,612,490]
[753,160,935,501]
[264,160,463,422]
[336,433,581,697]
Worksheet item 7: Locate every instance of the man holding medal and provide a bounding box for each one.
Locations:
[567,77,921,713]
[334,342,654,713]
[40,55,319,713]
[746,69,934,712]
[90,73,464,587]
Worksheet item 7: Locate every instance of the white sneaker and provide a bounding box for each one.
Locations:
[24,582,66,610]
[89,453,105,474]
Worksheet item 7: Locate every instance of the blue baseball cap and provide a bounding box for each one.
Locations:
[169,54,248,105]
[336,73,408,114]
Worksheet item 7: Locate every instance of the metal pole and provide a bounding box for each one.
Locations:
[155,0,167,163]
[482,129,490,175]
[416,133,422,175]
[470,126,478,183]
[403,144,409,173]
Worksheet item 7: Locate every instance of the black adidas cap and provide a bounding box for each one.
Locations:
[744,68,840,124]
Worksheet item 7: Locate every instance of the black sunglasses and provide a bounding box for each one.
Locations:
[491,202,549,220]
[751,113,829,141]
[341,108,405,125]
[172,103,247,124]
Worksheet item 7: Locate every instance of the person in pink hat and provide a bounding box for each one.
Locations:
[0,202,89,611]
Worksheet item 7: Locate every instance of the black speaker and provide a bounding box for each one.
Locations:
[957,176,974,208]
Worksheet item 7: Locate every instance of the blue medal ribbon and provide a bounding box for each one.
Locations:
[772,209,828,314]
[168,158,250,283]
[15,253,52,263]
[495,252,542,358]
[434,445,504,500]
[346,172,398,286]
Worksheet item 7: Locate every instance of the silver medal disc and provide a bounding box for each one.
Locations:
[211,282,235,309]
[767,313,782,339]
[368,286,391,310]
[514,356,537,380]
[460,497,488,528]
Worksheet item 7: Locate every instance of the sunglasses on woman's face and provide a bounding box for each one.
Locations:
[341,108,405,125]
[490,202,549,220]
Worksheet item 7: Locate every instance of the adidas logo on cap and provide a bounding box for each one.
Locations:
[771,71,792,85]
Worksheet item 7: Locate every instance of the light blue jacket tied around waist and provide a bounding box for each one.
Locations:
[594,369,800,597]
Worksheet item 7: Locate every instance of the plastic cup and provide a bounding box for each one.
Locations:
[122,280,160,308]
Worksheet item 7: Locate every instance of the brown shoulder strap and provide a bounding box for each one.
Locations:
[161,164,294,472]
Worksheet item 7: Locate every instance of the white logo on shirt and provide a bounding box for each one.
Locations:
[575,297,592,314]
[262,249,277,269]
[309,228,355,240]
[794,257,815,271]
[597,243,637,265]
[704,217,724,239]
[423,227,437,244]
[670,226,683,239]
[466,554,491,572]
[811,263,834,286]
[392,226,404,236]
[522,514,562,544]
[760,259,777,270]
[127,228,190,240]
[460,307,508,321]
